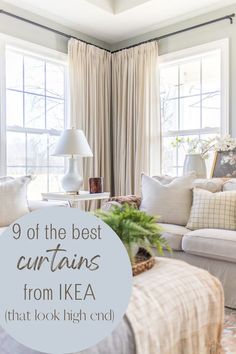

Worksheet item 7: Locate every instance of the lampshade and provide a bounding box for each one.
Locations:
[52,129,93,157]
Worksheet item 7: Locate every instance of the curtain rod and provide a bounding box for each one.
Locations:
[0,9,235,54]
[0,9,110,52]
[112,13,235,53]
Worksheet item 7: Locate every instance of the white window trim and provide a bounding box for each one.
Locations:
[159,38,229,137]
[0,34,68,179]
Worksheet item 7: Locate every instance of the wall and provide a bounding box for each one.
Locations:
[0,1,235,134]
[0,0,110,53]
[112,4,236,137]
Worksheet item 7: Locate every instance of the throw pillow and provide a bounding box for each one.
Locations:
[193,178,224,193]
[223,179,236,191]
[153,174,224,192]
[152,175,175,185]
[187,188,236,231]
[140,173,196,226]
[0,176,31,227]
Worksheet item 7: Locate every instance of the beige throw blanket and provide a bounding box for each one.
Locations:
[126,257,224,354]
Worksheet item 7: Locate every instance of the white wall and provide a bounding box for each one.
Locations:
[0,1,235,135]
[112,4,236,137]
[0,0,110,53]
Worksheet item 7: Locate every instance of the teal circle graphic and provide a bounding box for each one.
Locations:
[0,207,132,353]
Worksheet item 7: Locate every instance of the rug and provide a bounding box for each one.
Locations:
[222,308,236,354]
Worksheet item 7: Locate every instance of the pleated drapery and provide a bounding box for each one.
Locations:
[68,39,112,195]
[112,42,160,195]
[68,39,160,198]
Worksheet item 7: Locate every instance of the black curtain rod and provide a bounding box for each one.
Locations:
[0,9,235,54]
[112,13,235,53]
[0,9,110,52]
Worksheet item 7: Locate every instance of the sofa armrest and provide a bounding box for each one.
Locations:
[28,200,68,212]
[108,195,141,209]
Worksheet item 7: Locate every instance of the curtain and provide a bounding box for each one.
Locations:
[68,39,112,198]
[112,42,160,196]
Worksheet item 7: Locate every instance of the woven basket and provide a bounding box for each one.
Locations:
[132,248,155,276]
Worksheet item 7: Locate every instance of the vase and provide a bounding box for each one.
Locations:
[183,154,207,178]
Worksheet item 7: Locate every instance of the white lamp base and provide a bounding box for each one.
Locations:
[61,157,83,193]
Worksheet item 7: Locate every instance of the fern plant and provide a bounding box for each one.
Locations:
[95,204,171,263]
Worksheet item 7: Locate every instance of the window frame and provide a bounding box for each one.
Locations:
[158,38,229,174]
[0,35,68,189]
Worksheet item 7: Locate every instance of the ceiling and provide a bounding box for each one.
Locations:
[2,0,236,44]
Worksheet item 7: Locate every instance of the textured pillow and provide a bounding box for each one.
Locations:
[187,188,236,231]
[193,178,224,193]
[223,179,236,191]
[140,173,196,226]
[0,176,31,227]
[152,175,175,185]
[153,175,224,193]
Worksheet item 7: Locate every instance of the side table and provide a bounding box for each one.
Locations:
[41,191,110,208]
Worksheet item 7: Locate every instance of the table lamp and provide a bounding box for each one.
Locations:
[52,128,93,193]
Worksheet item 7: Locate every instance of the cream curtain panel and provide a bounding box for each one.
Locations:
[112,42,160,196]
[68,39,112,193]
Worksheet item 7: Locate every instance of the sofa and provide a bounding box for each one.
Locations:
[108,176,236,309]
[0,199,67,236]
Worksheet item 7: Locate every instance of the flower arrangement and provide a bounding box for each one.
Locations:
[171,136,216,159]
[214,135,236,152]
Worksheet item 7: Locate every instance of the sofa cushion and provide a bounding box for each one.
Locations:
[140,172,195,226]
[159,223,190,251]
[223,179,236,191]
[187,188,236,231]
[182,229,236,263]
[0,176,31,227]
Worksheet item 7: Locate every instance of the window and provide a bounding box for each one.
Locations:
[1,42,67,199]
[160,39,228,176]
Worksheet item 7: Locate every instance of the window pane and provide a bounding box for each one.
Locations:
[202,51,221,93]
[180,60,200,97]
[5,49,66,195]
[180,96,200,130]
[25,93,45,128]
[27,168,47,200]
[202,92,221,128]
[162,137,177,175]
[49,167,64,192]
[6,90,23,127]
[6,51,23,90]
[160,66,178,99]
[161,97,178,132]
[27,133,47,166]
[24,57,45,94]
[46,62,64,98]
[7,132,26,166]
[46,98,64,130]
[49,135,64,167]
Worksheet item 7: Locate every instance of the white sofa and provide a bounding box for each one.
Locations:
[0,200,67,236]
[108,178,236,309]
[160,223,236,309]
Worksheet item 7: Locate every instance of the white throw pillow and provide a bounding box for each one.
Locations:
[223,179,236,191]
[193,178,224,193]
[187,188,236,231]
[153,175,224,193]
[0,176,31,227]
[140,173,196,226]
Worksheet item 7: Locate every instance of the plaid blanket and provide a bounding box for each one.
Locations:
[126,257,224,354]
[0,258,224,354]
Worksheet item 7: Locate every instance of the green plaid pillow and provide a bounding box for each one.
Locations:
[187,188,236,231]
